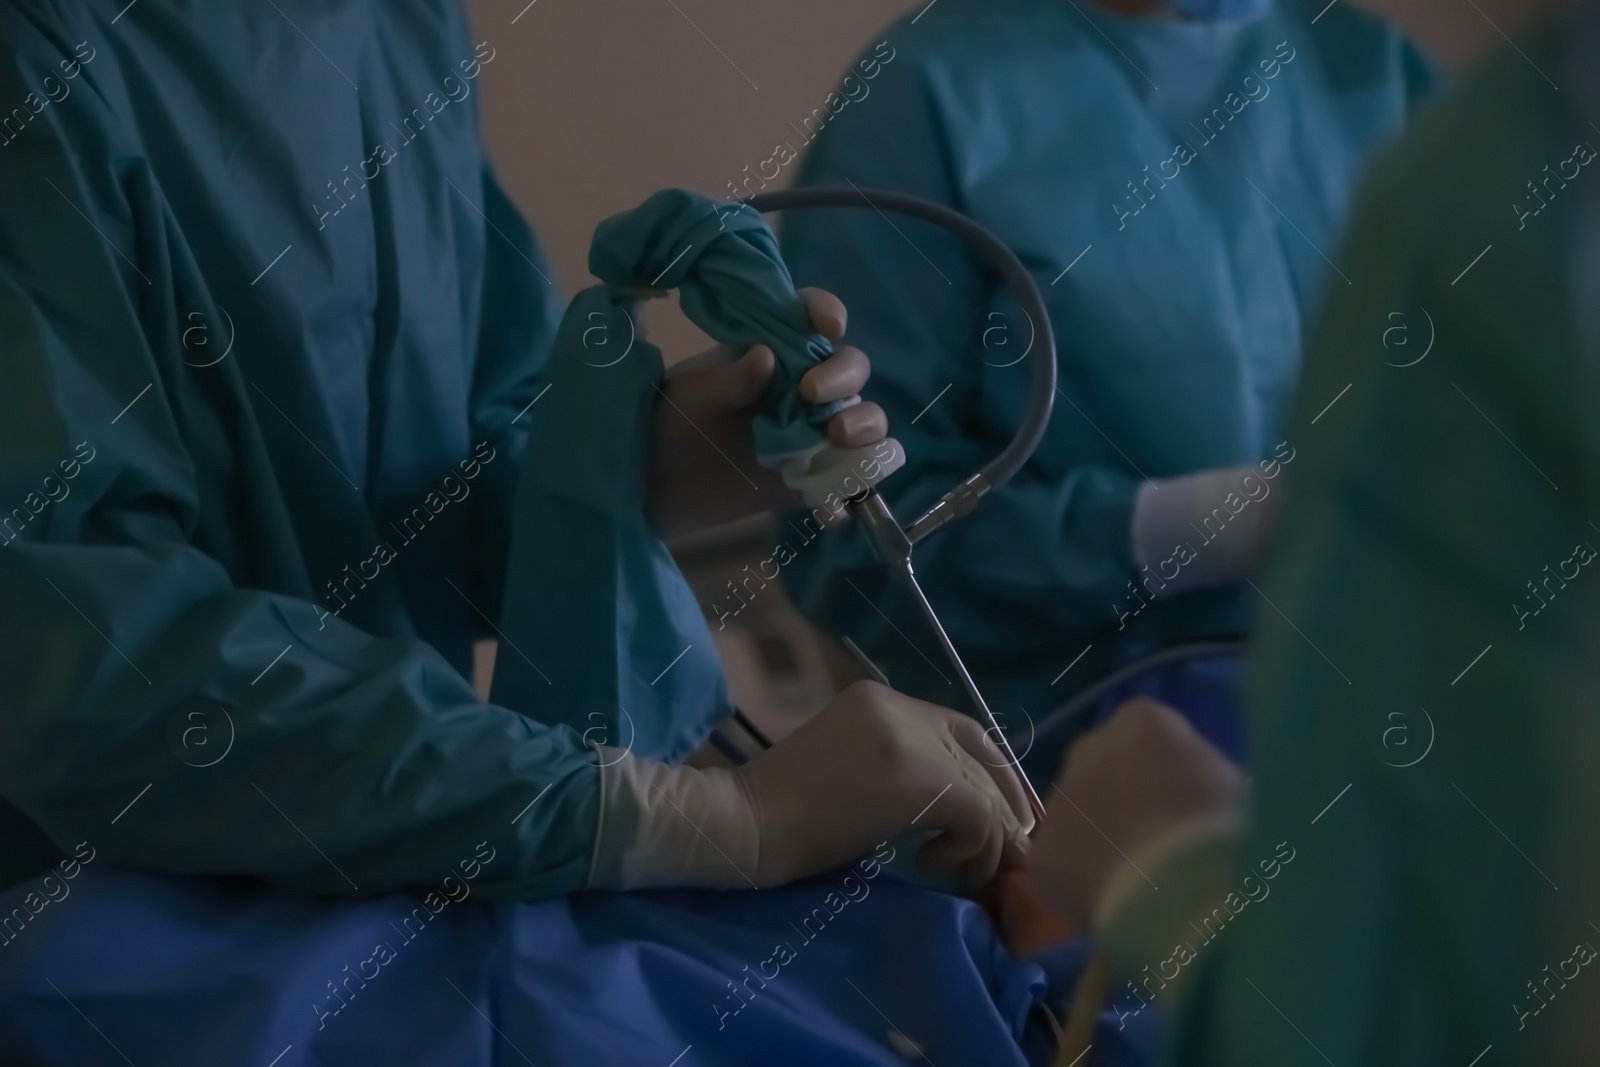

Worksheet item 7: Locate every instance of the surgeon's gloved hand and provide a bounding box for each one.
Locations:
[588,681,1032,894]
[1026,699,1244,934]
[1130,464,1283,596]
[647,288,901,538]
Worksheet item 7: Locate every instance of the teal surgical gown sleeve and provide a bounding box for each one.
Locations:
[494,190,856,761]
[1124,12,1600,1062]
[0,0,602,899]
[776,0,1439,727]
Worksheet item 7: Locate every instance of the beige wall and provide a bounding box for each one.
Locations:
[464,0,1515,353]
[465,0,925,354]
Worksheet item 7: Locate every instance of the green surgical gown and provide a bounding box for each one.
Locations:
[0,0,606,897]
[777,0,1436,728]
[1106,11,1600,1061]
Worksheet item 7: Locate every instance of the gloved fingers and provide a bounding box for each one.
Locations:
[664,339,740,375]
[998,817,1030,871]
[953,738,1031,866]
[914,738,1027,890]
[827,400,887,448]
[946,712,1036,835]
[724,343,778,407]
[661,342,776,418]
[798,286,847,340]
[914,776,1021,893]
[800,344,870,403]
[917,818,1003,893]
[960,822,1023,892]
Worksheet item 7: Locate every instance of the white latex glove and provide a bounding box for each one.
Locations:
[588,681,1032,893]
[770,434,906,507]
[1130,465,1282,596]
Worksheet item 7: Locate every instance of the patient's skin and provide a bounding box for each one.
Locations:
[990,867,1082,958]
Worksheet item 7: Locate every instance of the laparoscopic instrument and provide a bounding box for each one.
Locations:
[749,187,1056,830]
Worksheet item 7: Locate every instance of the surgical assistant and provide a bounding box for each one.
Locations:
[1023,5,1600,1061]
[1154,11,1600,1059]
[0,0,1027,901]
[776,0,1437,765]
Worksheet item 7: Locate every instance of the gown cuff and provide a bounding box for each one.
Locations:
[1130,466,1278,595]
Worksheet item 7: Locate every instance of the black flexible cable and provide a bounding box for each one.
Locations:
[747,187,1057,532]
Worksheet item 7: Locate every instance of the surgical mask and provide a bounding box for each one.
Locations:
[1167,0,1271,22]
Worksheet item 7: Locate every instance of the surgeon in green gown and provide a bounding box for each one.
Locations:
[774,0,1437,753]
[1004,0,1600,1059]
[0,0,1035,900]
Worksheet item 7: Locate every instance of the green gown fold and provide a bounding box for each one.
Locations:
[1145,11,1600,1061]
[0,0,605,899]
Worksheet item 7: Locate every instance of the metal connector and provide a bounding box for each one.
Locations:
[903,473,990,547]
[850,489,913,570]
